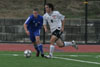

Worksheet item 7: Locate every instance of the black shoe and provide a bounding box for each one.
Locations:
[41,54,44,57]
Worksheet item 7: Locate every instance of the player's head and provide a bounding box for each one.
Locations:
[45,3,54,13]
[33,8,39,18]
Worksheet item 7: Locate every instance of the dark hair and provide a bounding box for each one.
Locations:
[33,8,39,11]
[46,3,54,11]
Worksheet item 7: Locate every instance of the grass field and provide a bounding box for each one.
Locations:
[0,51,100,67]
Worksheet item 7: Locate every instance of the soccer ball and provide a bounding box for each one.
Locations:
[24,50,32,58]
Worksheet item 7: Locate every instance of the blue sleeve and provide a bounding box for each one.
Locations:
[24,16,32,25]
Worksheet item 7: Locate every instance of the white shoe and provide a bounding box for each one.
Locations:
[44,54,53,59]
[72,40,78,50]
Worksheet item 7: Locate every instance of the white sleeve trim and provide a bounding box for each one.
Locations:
[24,17,30,24]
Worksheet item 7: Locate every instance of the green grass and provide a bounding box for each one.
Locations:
[0,51,100,67]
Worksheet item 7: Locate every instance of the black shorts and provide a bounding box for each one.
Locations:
[52,29,63,38]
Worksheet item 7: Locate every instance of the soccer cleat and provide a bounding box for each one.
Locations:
[44,54,53,59]
[41,54,44,57]
[72,40,78,50]
[36,51,40,57]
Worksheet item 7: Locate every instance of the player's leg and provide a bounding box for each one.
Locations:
[35,36,44,57]
[49,35,58,57]
[29,33,40,57]
[54,30,78,49]
[45,35,57,58]
[45,30,61,58]
[55,38,64,47]
[56,39,78,49]
[47,29,65,58]
[33,42,40,57]
[34,30,44,57]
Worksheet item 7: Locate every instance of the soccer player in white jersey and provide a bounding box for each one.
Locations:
[43,3,78,58]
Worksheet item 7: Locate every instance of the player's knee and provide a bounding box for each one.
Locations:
[36,40,40,44]
[50,39,54,44]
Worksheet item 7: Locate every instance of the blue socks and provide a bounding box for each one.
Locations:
[38,44,44,54]
[34,44,44,54]
[34,45,40,52]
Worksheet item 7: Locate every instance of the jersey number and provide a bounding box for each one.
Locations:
[51,19,53,23]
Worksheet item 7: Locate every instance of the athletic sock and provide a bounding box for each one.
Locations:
[34,45,40,52]
[49,45,55,56]
[38,44,44,54]
[64,42,73,46]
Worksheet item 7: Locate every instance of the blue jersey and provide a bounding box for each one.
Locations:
[25,14,43,33]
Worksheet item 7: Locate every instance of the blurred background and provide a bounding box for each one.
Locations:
[0,0,100,44]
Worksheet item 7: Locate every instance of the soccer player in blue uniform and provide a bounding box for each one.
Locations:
[24,8,44,57]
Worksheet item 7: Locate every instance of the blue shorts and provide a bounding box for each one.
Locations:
[29,30,40,42]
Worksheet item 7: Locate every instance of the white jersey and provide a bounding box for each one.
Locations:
[43,11,65,33]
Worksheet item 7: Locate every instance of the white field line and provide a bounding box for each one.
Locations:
[54,57,100,65]
[0,54,23,56]
[55,55,100,58]
[55,55,92,57]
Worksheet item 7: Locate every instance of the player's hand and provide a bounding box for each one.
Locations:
[26,31,30,36]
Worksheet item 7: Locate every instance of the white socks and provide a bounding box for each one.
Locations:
[54,42,73,47]
[64,42,73,46]
[49,45,55,56]
[49,42,73,56]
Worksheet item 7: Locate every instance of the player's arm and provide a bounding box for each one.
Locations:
[24,17,31,35]
[24,24,30,35]
[43,16,48,32]
[43,25,48,32]
[61,18,65,32]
